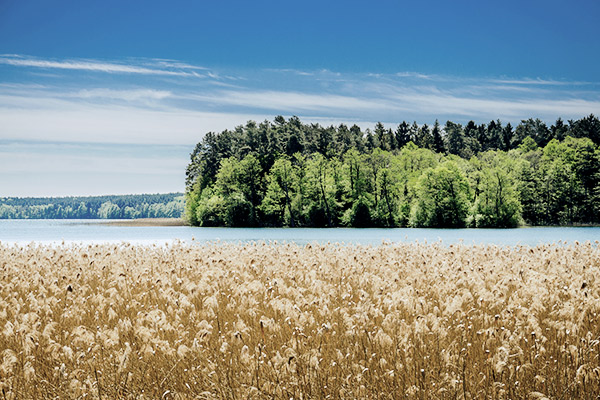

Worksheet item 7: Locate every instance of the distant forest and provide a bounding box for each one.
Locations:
[0,193,184,219]
[185,114,600,228]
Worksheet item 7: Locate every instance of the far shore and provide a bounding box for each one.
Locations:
[98,218,187,227]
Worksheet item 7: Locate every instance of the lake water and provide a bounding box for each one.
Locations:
[0,219,599,246]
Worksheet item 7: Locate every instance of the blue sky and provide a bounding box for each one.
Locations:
[1,0,599,196]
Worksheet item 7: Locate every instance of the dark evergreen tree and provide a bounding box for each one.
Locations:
[349,124,365,152]
[374,122,389,151]
[286,125,304,156]
[570,114,600,145]
[477,123,488,151]
[386,128,396,150]
[501,123,514,151]
[417,123,433,149]
[551,117,569,141]
[395,121,411,149]
[336,124,353,154]
[487,120,503,151]
[317,126,335,157]
[365,129,378,151]
[432,120,445,153]
[464,120,481,154]
[464,121,477,139]
[409,122,419,143]
[515,118,552,148]
[445,121,466,157]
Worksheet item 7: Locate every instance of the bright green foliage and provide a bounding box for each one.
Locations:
[304,154,339,226]
[193,187,225,227]
[189,154,265,226]
[410,162,472,227]
[260,157,297,226]
[518,136,539,153]
[375,167,400,226]
[537,137,600,224]
[469,151,523,227]
[516,157,543,225]
[185,115,600,227]
[185,184,201,225]
[472,163,521,227]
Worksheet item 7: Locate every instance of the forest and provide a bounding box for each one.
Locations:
[185,114,600,228]
[0,193,184,219]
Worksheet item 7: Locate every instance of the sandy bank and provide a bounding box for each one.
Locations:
[99,218,187,227]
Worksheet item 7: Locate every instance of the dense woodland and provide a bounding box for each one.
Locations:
[0,193,184,219]
[185,114,600,228]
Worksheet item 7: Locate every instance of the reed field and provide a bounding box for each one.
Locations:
[1,241,599,399]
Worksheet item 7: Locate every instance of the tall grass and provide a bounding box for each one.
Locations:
[0,241,599,399]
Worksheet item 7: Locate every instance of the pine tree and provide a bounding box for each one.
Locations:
[395,121,411,149]
[432,120,445,153]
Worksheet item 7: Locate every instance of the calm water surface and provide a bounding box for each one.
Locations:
[0,219,599,246]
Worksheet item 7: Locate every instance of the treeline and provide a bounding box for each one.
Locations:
[0,193,184,219]
[185,115,600,228]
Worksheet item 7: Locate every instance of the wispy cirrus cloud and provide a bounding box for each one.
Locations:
[394,71,434,79]
[0,54,207,77]
[487,77,599,86]
[1,54,599,196]
[385,91,600,120]
[263,68,314,76]
[0,105,264,145]
[149,59,208,71]
[185,90,393,113]
[72,88,172,102]
[1,54,599,146]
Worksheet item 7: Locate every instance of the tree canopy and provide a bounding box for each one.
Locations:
[0,193,184,219]
[185,115,600,228]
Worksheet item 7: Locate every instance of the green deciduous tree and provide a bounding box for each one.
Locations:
[260,157,297,226]
[410,162,472,227]
[472,157,522,228]
[305,154,338,227]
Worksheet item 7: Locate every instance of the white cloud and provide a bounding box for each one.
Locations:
[72,88,172,102]
[1,86,599,148]
[264,68,315,76]
[1,55,599,147]
[0,150,184,175]
[386,91,600,120]
[2,55,599,196]
[188,90,395,113]
[0,103,269,145]
[489,78,594,86]
[0,54,205,77]
[395,71,434,79]
[149,59,208,71]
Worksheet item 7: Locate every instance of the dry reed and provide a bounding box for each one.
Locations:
[0,241,599,399]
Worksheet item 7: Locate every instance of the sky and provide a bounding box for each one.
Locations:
[1,0,599,197]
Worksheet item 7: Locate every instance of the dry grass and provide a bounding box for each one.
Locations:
[1,241,599,399]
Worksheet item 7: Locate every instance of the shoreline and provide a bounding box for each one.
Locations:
[3,217,600,229]
[97,218,187,227]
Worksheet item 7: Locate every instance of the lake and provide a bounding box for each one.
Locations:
[0,219,599,246]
